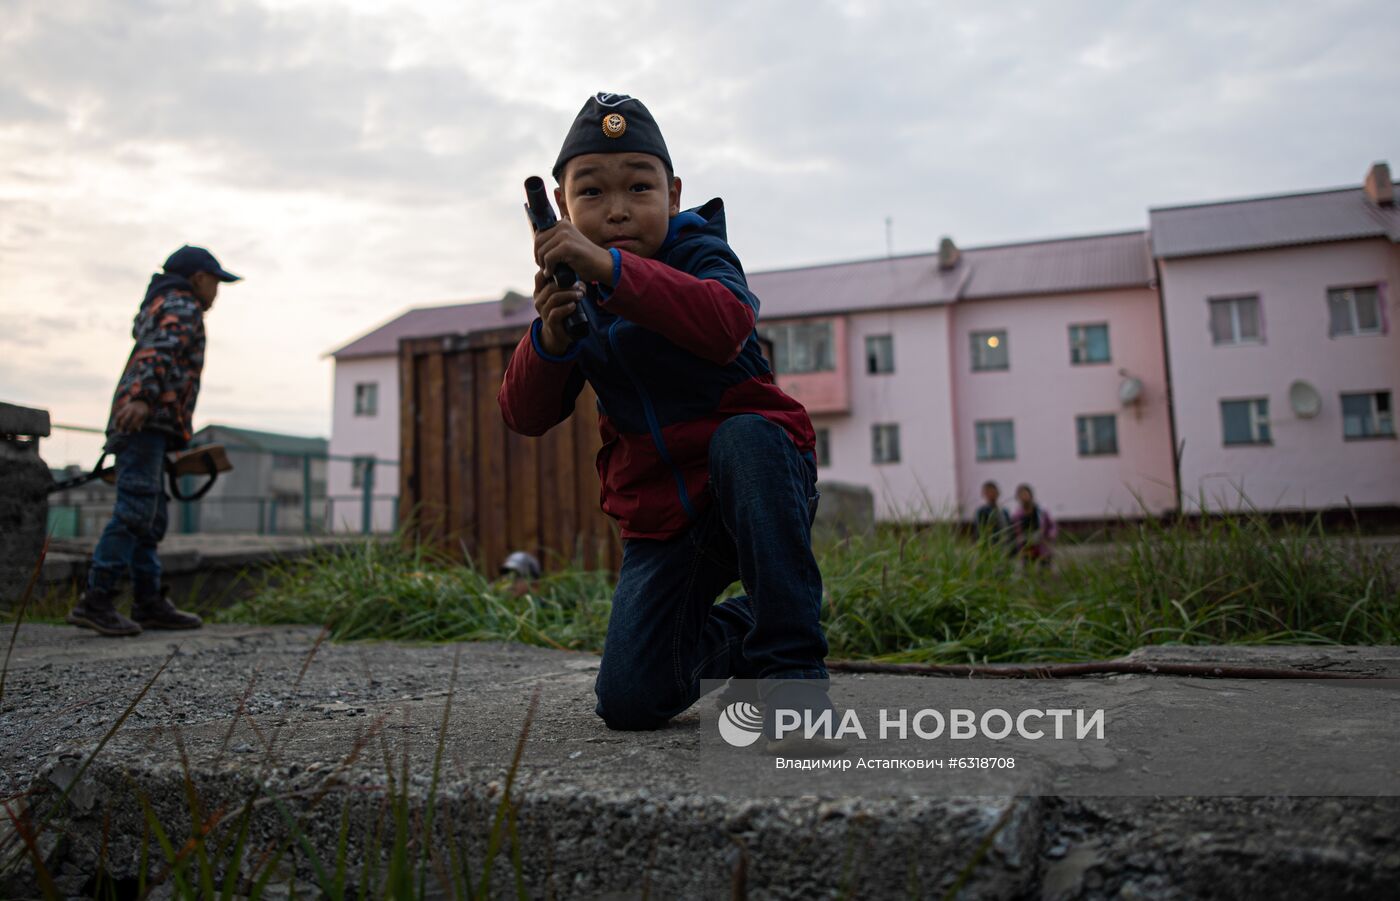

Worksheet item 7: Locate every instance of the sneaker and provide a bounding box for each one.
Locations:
[67,590,142,637]
[758,678,850,756]
[132,587,203,630]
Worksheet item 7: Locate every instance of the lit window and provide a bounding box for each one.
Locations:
[1069,324,1111,365]
[975,420,1015,461]
[1221,399,1270,446]
[970,330,1009,371]
[1075,414,1118,456]
[872,424,900,464]
[865,334,894,374]
[354,382,379,416]
[1208,296,1261,345]
[1341,392,1395,439]
[1327,287,1384,337]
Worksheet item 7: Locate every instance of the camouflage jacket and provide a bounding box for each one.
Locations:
[104,273,206,451]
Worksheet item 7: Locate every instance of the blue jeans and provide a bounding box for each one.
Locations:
[88,430,169,597]
[594,414,829,730]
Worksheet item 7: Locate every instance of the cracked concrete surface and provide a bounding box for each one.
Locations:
[2,625,1398,899]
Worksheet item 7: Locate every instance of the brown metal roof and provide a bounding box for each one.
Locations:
[1148,187,1400,259]
[329,292,534,359]
[748,230,1152,320]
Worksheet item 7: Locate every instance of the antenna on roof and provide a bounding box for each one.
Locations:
[885,216,893,258]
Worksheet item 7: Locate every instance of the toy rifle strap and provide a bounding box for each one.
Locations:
[47,444,233,502]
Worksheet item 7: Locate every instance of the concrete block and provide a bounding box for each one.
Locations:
[0,401,51,438]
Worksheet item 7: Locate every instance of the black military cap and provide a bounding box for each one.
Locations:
[552,93,673,181]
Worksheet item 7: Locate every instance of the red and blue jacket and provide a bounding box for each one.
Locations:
[498,198,815,540]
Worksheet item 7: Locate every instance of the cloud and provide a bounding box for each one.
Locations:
[0,0,1395,448]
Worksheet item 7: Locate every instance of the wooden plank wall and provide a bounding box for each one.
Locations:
[398,329,622,574]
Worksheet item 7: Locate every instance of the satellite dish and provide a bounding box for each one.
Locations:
[1119,377,1144,406]
[1289,380,1321,418]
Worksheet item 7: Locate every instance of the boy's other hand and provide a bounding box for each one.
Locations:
[534,268,582,356]
[114,399,151,433]
[534,220,614,285]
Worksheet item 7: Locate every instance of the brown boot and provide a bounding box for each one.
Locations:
[132,586,203,630]
[67,589,142,637]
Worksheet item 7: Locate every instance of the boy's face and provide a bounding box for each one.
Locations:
[982,485,999,505]
[556,152,681,260]
[190,271,219,311]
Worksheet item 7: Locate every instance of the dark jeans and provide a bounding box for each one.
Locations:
[87,430,169,598]
[594,414,829,731]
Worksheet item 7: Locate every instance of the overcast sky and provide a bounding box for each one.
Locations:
[2,0,1397,466]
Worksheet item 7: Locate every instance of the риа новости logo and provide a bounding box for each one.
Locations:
[718,701,764,747]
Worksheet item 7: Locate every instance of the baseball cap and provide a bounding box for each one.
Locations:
[163,245,241,282]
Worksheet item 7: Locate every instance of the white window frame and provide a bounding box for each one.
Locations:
[1075,414,1119,456]
[872,423,901,464]
[354,382,379,417]
[1220,398,1271,446]
[1208,296,1262,346]
[1068,323,1111,365]
[975,420,1015,461]
[1327,286,1385,338]
[865,334,895,375]
[970,330,1009,371]
[1341,391,1395,440]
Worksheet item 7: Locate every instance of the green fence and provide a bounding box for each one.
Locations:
[45,424,398,537]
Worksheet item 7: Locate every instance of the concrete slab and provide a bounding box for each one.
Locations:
[28,534,386,610]
[2,625,1397,899]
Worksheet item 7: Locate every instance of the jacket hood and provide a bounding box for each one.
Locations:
[662,198,727,251]
[144,272,193,305]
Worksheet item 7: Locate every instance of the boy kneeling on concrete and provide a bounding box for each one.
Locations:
[498,94,833,745]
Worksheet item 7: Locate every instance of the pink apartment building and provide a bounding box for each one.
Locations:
[748,232,1177,522]
[327,163,1398,527]
[1149,163,1400,513]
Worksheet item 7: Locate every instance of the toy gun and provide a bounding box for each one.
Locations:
[524,176,589,340]
[48,444,233,501]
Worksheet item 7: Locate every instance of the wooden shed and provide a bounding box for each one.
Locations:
[397,328,622,574]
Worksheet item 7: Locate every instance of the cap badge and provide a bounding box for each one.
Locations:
[601,113,626,138]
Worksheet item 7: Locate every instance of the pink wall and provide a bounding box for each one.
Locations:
[950,288,1178,520]
[807,306,960,519]
[1160,239,1400,511]
[775,316,850,414]
[328,355,400,532]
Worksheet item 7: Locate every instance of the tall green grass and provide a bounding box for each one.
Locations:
[221,513,1399,662]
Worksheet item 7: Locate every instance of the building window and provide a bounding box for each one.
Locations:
[1327,286,1384,337]
[872,424,900,464]
[272,453,302,470]
[351,456,375,489]
[970,330,1009,371]
[1208,296,1261,345]
[1341,391,1395,439]
[813,428,831,468]
[1075,414,1119,456]
[1220,398,1271,446]
[763,321,835,374]
[354,382,379,416]
[865,334,894,374]
[975,420,1015,461]
[1069,323,1111,365]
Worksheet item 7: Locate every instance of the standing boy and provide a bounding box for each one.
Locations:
[498,94,831,736]
[974,480,1012,552]
[67,245,239,636]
